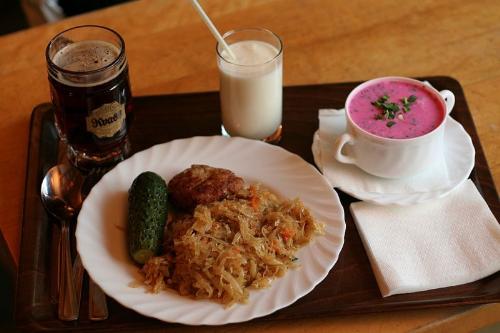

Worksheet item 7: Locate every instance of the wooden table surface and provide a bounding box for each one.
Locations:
[0,0,498,331]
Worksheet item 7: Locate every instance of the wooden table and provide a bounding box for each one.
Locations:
[0,0,498,331]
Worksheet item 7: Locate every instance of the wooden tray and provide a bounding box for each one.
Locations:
[16,77,500,331]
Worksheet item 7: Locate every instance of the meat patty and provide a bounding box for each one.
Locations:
[168,165,244,211]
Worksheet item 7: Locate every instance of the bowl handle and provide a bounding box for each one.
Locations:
[439,90,455,115]
[334,133,356,165]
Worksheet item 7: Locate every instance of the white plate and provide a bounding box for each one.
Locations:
[312,114,475,205]
[76,136,345,325]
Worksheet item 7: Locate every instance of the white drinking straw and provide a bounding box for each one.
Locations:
[190,0,236,60]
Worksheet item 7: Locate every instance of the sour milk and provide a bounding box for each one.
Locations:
[218,40,282,140]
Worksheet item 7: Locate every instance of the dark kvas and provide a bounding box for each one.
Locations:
[46,27,133,167]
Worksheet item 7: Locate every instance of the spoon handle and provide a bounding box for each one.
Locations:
[89,278,108,320]
[58,222,79,321]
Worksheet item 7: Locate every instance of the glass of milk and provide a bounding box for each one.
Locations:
[216,28,283,142]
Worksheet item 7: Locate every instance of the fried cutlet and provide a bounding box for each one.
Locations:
[168,164,244,211]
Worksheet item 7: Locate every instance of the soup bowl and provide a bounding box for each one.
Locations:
[333,77,455,179]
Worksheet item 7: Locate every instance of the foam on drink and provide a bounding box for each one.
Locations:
[51,40,123,86]
[221,40,278,66]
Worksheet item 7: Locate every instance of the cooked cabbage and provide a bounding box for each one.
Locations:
[141,184,323,306]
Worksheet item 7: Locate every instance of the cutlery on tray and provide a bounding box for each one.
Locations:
[73,254,109,321]
[42,164,109,321]
[41,165,82,320]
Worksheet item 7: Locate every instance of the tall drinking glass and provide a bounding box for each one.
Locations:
[46,25,133,169]
[216,28,283,142]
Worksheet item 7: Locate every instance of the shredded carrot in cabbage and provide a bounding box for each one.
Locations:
[141,184,323,307]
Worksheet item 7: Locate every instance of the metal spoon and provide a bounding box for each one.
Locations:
[41,164,84,321]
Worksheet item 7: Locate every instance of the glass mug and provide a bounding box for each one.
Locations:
[46,25,133,169]
[216,28,283,143]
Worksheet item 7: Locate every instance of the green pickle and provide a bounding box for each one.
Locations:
[127,171,168,264]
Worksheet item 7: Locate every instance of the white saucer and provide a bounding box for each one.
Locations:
[312,110,475,205]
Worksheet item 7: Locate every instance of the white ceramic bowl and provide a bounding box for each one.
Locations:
[333,77,455,179]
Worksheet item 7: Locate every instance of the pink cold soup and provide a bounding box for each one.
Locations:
[348,80,445,139]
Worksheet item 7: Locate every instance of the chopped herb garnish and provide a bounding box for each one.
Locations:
[371,95,389,108]
[372,94,418,127]
[372,96,399,119]
[401,94,417,113]
[291,257,299,262]
[384,102,400,112]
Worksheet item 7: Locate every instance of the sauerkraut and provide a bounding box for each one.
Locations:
[141,184,323,306]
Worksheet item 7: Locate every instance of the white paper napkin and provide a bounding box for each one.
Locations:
[350,180,500,297]
[318,108,451,194]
